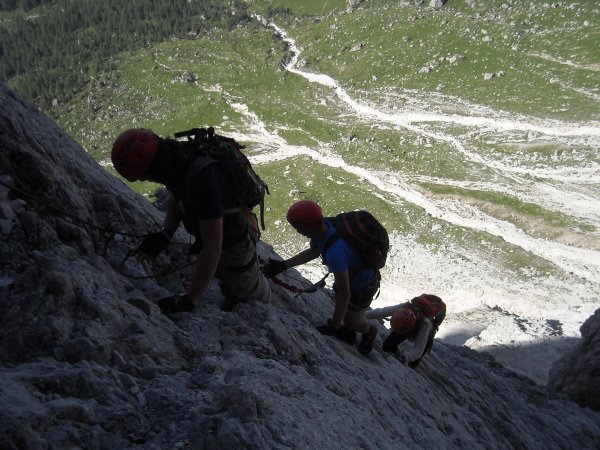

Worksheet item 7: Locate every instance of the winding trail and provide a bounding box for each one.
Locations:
[272,21,600,139]
[270,19,600,184]
[235,17,600,285]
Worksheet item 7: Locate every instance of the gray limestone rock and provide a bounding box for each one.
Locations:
[549,308,600,411]
[347,0,364,13]
[0,82,599,449]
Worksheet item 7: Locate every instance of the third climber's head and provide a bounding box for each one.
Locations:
[390,307,417,335]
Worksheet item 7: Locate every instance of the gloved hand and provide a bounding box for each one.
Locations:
[316,319,337,336]
[139,230,171,257]
[261,258,287,277]
[158,294,194,314]
[407,359,420,369]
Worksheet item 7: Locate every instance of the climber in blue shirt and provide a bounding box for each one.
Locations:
[262,200,380,355]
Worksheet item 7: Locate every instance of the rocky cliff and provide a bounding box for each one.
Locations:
[549,308,600,412]
[1,83,599,449]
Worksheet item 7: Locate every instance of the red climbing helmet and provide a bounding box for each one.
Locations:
[287,200,324,231]
[111,128,158,181]
[390,307,417,334]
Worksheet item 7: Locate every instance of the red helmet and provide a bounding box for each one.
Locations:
[390,307,416,334]
[111,128,158,181]
[287,200,324,231]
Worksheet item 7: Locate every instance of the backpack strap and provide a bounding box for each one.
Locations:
[321,230,341,266]
[181,155,242,217]
[424,321,437,355]
[179,127,268,231]
[321,229,365,281]
[181,154,214,204]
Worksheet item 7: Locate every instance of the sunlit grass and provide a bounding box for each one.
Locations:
[52,0,599,279]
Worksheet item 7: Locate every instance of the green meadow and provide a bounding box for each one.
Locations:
[45,0,599,277]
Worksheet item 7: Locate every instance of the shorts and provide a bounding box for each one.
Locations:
[216,232,272,305]
[347,270,381,312]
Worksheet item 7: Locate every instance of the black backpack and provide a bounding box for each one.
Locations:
[322,210,389,269]
[175,127,270,230]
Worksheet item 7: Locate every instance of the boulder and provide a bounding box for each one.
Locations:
[549,308,600,411]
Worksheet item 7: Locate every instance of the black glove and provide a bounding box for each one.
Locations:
[158,294,194,314]
[139,229,171,257]
[261,258,287,277]
[316,319,337,336]
[407,359,421,369]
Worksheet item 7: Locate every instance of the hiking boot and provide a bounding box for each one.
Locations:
[220,297,245,312]
[334,326,357,345]
[357,325,377,355]
[158,294,194,315]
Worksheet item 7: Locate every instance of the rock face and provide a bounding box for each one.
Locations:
[1,83,600,449]
[346,0,364,13]
[549,308,600,411]
[430,0,447,8]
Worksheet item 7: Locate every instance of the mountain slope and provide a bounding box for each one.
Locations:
[38,0,600,385]
[1,83,599,449]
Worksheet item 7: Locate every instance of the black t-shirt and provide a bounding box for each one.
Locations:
[176,163,247,247]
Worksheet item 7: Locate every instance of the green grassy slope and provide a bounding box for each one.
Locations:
[49,0,598,275]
